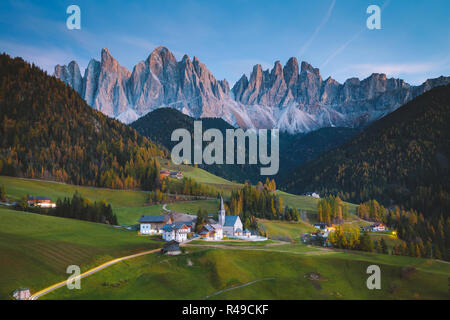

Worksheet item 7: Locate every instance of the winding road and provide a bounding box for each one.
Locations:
[29,248,160,300]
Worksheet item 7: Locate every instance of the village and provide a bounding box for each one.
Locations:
[138,197,267,255]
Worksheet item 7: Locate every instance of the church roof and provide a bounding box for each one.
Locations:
[224,216,240,227]
[139,215,166,223]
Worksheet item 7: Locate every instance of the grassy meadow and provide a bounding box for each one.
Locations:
[0,207,162,300]
[43,247,450,300]
[258,219,316,241]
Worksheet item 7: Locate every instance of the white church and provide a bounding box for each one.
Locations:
[218,197,243,237]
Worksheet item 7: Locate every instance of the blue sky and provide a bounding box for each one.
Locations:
[0,0,449,85]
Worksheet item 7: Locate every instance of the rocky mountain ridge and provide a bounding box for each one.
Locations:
[54,46,450,133]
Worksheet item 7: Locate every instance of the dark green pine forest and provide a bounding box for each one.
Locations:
[0,54,166,190]
[281,83,450,218]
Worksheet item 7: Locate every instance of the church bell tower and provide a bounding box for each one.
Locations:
[218,196,226,226]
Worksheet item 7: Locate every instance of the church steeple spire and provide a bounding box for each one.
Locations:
[219,196,226,226]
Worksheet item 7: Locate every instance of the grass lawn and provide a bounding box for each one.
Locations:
[0,207,162,300]
[43,247,450,300]
[159,158,242,187]
[188,240,278,246]
[0,175,148,209]
[277,191,358,216]
[166,200,219,215]
[258,219,316,241]
[114,205,165,226]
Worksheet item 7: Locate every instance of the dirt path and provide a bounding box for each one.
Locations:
[205,278,276,299]
[29,248,161,300]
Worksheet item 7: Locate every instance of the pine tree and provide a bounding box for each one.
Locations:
[0,184,6,201]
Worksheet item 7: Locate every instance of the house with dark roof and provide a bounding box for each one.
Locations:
[161,240,181,255]
[218,197,243,236]
[139,214,173,235]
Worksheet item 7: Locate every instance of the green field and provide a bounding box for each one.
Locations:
[258,219,316,241]
[188,240,278,246]
[0,176,149,209]
[0,207,162,300]
[0,176,220,226]
[43,247,450,300]
[3,176,444,301]
[159,158,242,188]
[277,191,358,216]
[167,200,219,214]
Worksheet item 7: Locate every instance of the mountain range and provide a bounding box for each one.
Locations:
[280,83,450,218]
[54,46,450,133]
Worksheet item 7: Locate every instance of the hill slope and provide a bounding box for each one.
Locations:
[281,84,450,217]
[0,207,161,299]
[0,54,165,189]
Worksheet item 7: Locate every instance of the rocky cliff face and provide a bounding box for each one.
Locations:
[55,46,235,124]
[55,46,450,133]
[232,58,450,133]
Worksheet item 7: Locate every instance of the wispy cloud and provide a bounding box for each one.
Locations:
[321,0,391,68]
[0,40,87,74]
[346,56,450,79]
[117,36,157,53]
[298,0,336,57]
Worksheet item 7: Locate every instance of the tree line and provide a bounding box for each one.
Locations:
[317,196,349,224]
[14,192,118,225]
[357,199,449,260]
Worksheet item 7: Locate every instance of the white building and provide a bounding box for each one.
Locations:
[218,197,243,237]
[139,215,172,235]
[162,222,191,242]
[12,288,30,300]
[200,224,223,240]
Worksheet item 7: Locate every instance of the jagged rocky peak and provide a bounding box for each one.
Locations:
[283,57,299,88]
[54,60,82,94]
[300,61,320,76]
[147,46,177,75]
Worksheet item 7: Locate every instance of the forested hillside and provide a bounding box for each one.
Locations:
[0,54,166,189]
[132,108,358,184]
[281,84,450,218]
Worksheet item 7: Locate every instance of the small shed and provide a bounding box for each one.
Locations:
[161,240,181,255]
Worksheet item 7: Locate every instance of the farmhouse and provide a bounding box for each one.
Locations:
[218,197,243,236]
[370,223,386,232]
[170,171,183,179]
[139,215,173,235]
[305,192,320,198]
[12,288,30,300]
[160,169,170,180]
[162,222,191,242]
[27,196,56,208]
[162,240,181,255]
[159,170,183,180]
